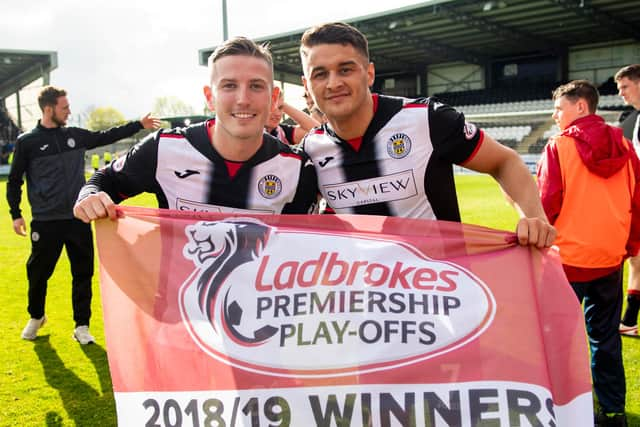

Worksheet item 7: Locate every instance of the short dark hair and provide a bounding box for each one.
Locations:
[207,36,273,80]
[300,22,369,61]
[552,80,599,114]
[38,86,66,111]
[615,64,640,82]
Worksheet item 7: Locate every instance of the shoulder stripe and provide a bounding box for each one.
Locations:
[280,152,302,160]
[159,133,185,140]
[403,103,427,109]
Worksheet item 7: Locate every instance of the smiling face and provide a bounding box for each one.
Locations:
[301,43,374,132]
[203,54,278,155]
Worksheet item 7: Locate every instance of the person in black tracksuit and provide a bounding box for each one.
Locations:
[6,85,160,344]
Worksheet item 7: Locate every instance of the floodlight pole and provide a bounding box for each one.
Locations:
[222,0,228,41]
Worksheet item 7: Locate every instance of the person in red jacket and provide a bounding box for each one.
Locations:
[537,80,640,427]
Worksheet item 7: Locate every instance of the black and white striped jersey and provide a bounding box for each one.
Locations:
[80,120,318,214]
[302,95,483,222]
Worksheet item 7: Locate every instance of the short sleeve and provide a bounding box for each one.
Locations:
[428,100,482,165]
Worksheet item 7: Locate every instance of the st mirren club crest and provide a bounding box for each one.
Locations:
[258,174,282,199]
[387,133,412,159]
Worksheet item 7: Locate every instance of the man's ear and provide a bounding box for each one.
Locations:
[270,85,281,112]
[301,75,313,105]
[366,62,376,88]
[203,85,215,112]
[577,98,588,115]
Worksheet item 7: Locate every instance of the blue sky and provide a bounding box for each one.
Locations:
[2,0,425,122]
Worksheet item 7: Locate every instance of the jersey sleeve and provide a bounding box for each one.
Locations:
[6,135,28,219]
[427,100,482,165]
[77,131,160,204]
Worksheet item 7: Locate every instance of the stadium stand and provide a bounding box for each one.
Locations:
[483,125,532,149]
[0,105,21,165]
[0,50,57,174]
[434,83,560,107]
[198,0,639,159]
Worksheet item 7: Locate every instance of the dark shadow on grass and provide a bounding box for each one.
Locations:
[33,335,116,427]
[80,339,113,395]
[628,413,640,426]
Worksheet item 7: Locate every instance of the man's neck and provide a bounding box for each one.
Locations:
[211,127,263,162]
[40,117,60,129]
[329,95,375,141]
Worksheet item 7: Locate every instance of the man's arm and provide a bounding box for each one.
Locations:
[282,102,321,144]
[463,135,556,248]
[6,138,27,236]
[74,132,160,223]
[81,113,161,150]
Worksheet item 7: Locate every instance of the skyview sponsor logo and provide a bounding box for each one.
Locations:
[179,219,495,377]
[322,170,418,209]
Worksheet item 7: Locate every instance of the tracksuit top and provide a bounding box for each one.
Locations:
[7,120,143,221]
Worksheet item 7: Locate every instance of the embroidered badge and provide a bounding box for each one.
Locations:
[463,122,478,140]
[258,175,282,199]
[387,133,412,159]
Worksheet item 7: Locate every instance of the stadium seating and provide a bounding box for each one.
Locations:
[0,107,21,165]
[456,100,553,115]
[483,125,533,149]
[431,78,626,155]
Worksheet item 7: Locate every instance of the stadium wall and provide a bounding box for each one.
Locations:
[569,41,640,86]
[427,62,484,94]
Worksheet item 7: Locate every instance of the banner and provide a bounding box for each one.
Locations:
[96,206,592,427]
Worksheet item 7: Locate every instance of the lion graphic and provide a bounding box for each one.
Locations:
[183,219,277,345]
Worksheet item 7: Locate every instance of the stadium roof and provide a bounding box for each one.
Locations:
[199,0,640,86]
[0,49,58,100]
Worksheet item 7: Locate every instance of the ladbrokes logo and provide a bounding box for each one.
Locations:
[179,219,495,377]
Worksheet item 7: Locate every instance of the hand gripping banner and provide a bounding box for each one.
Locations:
[95,206,592,427]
